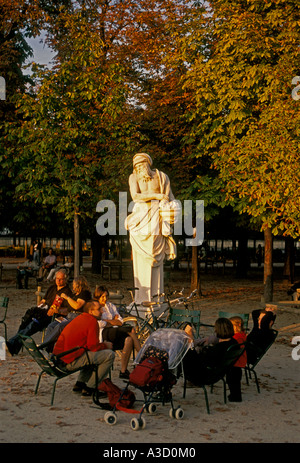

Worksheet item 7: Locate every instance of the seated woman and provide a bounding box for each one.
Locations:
[183,318,240,395]
[94,285,141,379]
[42,276,92,351]
[60,275,91,316]
[227,316,248,402]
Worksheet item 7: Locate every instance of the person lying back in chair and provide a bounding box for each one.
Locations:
[246,308,276,364]
[183,318,243,401]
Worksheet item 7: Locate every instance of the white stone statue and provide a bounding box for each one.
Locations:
[125,153,181,307]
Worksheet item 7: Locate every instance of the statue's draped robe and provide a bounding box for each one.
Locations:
[125,170,181,307]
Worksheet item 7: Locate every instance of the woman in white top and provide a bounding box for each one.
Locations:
[94,286,141,379]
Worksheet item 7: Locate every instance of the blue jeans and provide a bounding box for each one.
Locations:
[6,320,41,355]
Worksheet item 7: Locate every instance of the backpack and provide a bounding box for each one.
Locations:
[98,378,135,409]
[129,357,164,387]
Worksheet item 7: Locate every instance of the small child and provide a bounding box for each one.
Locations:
[226,316,247,402]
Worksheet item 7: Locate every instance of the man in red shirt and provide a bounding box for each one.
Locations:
[53,300,115,396]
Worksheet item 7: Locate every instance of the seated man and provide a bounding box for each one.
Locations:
[16,256,39,289]
[38,247,57,281]
[287,281,300,301]
[46,256,74,282]
[53,300,115,396]
[6,270,73,356]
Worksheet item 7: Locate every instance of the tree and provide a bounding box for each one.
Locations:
[0,0,73,237]
[0,0,33,232]
[5,0,201,275]
[168,0,300,299]
[6,5,135,276]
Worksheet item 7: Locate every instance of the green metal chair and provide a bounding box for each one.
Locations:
[19,334,98,406]
[218,311,250,331]
[0,296,9,342]
[183,343,246,414]
[168,307,201,338]
[244,329,278,393]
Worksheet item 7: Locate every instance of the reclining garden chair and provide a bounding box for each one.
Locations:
[168,307,202,338]
[182,343,245,414]
[0,296,9,342]
[19,334,98,406]
[244,329,278,393]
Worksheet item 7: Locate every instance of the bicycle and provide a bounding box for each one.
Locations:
[121,287,161,345]
[122,288,198,345]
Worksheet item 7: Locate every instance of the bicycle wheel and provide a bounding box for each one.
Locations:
[123,315,154,345]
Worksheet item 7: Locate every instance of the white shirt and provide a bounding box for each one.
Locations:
[98,302,123,342]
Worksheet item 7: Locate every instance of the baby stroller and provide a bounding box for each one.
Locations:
[101,328,191,431]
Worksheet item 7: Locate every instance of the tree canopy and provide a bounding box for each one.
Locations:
[170,0,300,237]
[1,0,299,268]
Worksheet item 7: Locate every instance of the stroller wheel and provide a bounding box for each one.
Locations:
[175,407,184,420]
[146,403,157,414]
[169,407,184,420]
[169,408,175,418]
[130,417,146,431]
[104,412,117,426]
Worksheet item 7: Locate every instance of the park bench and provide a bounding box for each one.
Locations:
[101,260,133,281]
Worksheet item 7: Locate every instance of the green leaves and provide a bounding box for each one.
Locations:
[169,0,300,238]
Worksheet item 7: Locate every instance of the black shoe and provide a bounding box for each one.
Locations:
[73,381,86,393]
[119,369,130,379]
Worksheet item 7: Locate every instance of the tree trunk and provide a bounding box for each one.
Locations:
[236,231,249,278]
[74,213,80,279]
[91,231,106,274]
[190,245,201,295]
[263,227,273,302]
[24,237,28,258]
[283,237,295,283]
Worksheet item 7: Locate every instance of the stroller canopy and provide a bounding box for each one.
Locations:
[134,328,192,370]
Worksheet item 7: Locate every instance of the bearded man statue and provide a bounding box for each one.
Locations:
[125,153,181,309]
